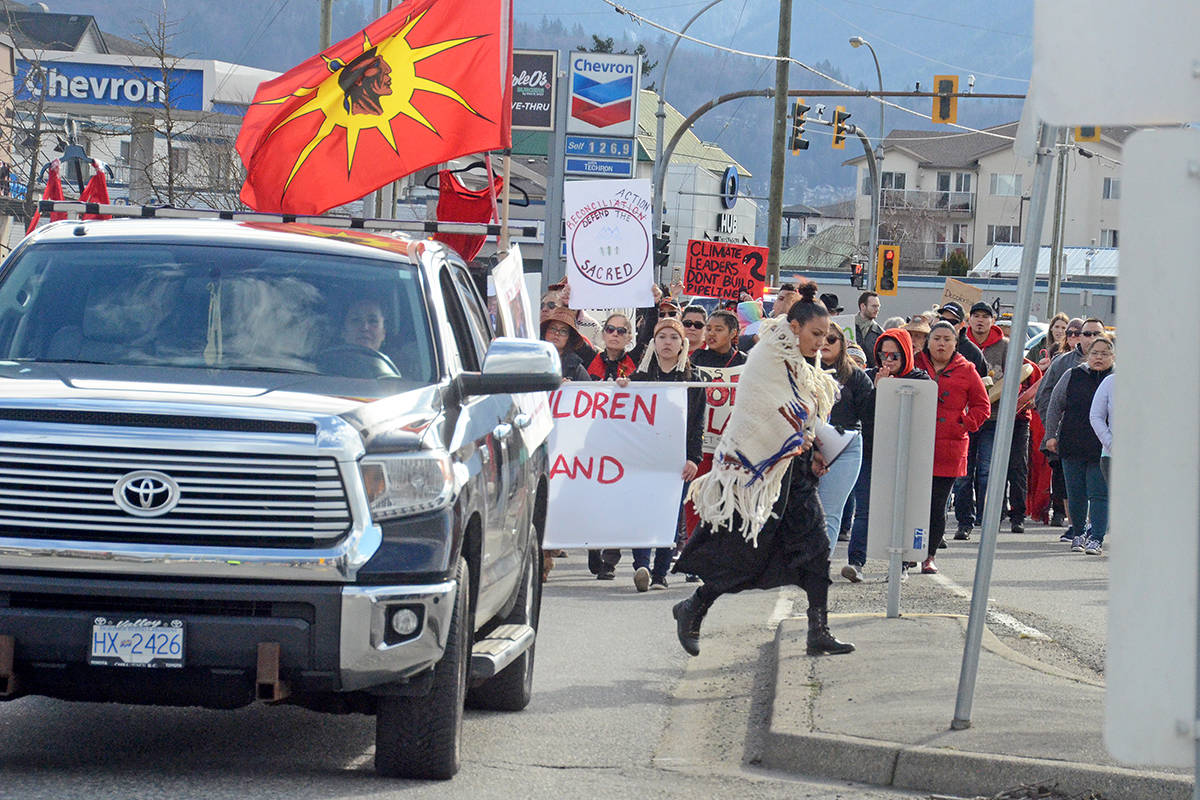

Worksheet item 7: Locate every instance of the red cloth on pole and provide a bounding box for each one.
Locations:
[25,161,66,234]
[432,169,501,262]
[79,161,111,220]
[235,0,514,214]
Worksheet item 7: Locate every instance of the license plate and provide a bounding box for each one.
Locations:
[90,617,185,668]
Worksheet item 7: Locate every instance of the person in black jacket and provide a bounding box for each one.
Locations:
[816,322,872,557]
[841,328,931,582]
[541,307,592,382]
[607,317,704,591]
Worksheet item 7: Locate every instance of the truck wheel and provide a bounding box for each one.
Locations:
[467,529,540,711]
[375,557,469,779]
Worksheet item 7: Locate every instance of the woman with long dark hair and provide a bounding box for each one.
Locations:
[816,322,871,555]
[672,282,853,657]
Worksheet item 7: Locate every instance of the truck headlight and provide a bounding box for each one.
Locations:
[359,453,454,521]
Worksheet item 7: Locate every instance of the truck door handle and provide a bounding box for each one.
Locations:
[514,414,532,429]
[493,423,513,439]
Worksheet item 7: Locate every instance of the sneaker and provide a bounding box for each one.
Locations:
[1051,511,1067,527]
[1011,520,1025,533]
[837,529,850,542]
[1070,536,1086,552]
[650,576,669,590]
[633,566,651,592]
[921,557,938,574]
[954,526,971,541]
[1058,531,1074,543]
[937,539,948,549]
[1084,539,1103,555]
[841,564,863,583]
[597,567,616,580]
[685,573,701,583]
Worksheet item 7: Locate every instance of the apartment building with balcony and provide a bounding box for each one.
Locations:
[844,122,1125,274]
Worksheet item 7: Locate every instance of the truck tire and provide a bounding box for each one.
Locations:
[375,557,469,779]
[467,529,540,711]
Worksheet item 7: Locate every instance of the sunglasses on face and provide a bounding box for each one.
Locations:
[825,334,841,344]
[660,310,678,317]
[603,324,629,335]
[880,352,904,362]
[1080,330,1102,337]
[1066,329,1082,336]
[541,301,559,311]
[681,319,705,329]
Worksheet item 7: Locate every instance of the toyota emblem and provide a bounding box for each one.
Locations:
[113,470,181,517]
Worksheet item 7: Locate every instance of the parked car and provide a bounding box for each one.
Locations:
[0,217,560,779]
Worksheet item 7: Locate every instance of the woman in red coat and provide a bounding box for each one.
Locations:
[914,321,991,573]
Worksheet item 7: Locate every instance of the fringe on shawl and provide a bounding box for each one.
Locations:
[687,319,839,548]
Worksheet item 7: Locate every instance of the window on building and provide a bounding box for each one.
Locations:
[1103,177,1121,200]
[936,172,951,192]
[806,223,818,237]
[1101,228,1119,247]
[207,152,230,186]
[119,141,130,163]
[881,172,906,190]
[989,173,1022,196]
[952,223,969,243]
[956,173,972,193]
[169,147,189,175]
[987,224,1021,245]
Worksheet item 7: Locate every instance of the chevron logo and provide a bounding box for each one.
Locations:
[571,73,634,128]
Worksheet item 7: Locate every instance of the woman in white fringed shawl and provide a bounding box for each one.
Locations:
[672,282,855,658]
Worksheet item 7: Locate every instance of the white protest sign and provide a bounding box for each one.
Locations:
[867,378,937,563]
[831,314,857,344]
[695,364,743,454]
[543,384,686,548]
[491,245,533,339]
[564,178,655,310]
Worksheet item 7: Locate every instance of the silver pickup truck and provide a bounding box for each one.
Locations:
[0,217,560,779]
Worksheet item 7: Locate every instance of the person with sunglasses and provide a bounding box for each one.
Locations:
[841,328,931,582]
[680,305,708,356]
[817,324,872,557]
[1035,317,1104,539]
[586,313,637,381]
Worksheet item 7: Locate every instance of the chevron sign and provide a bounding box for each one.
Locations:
[567,51,640,137]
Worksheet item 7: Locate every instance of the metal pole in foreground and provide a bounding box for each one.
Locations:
[951,123,1059,729]
[886,387,914,618]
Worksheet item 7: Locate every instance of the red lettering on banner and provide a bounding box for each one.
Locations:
[550,390,568,419]
[573,456,593,479]
[705,407,729,437]
[549,453,573,478]
[632,393,656,425]
[598,456,625,484]
[591,391,609,419]
[609,392,629,420]
[573,390,593,417]
[683,239,768,300]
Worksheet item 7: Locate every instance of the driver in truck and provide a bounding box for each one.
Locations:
[334,298,400,376]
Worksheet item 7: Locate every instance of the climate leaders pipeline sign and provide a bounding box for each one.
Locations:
[683,239,768,300]
[567,51,640,137]
[543,384,686,549]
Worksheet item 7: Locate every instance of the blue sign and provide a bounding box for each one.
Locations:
[565,135,635,160]
[16,59,206,111]
[720,166,739,210]
[564,157,634,178]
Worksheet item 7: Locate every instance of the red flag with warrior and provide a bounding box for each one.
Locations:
[236,0,513,215]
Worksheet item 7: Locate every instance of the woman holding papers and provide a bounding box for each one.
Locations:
[816,324,872,555]
[914,322,991,574]
[672,283,854,658]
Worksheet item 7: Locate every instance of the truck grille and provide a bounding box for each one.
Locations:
[0,442,352,548]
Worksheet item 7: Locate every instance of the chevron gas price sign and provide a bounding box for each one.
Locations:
[567,52,640,137]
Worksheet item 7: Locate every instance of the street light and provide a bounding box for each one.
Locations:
[849,35,884,289]
[653,0,729,248]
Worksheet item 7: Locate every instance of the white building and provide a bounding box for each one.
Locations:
[843,122,1125,274]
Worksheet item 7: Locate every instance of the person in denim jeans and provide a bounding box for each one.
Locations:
[1043,335,1114,555]
[816,323,871,556]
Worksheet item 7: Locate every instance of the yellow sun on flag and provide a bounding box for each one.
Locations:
[258,10,484,192]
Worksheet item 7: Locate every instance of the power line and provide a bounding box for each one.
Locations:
[837,0,1030,40]
[603,0,1017,143]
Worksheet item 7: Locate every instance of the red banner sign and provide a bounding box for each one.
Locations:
[683,239,767,300]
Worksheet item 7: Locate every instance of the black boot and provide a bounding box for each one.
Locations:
[672,591,712,657]
[806,606,855,655]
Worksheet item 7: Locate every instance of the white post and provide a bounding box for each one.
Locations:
[886,386,913,618]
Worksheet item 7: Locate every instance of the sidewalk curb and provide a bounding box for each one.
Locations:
[761,624,1193,800]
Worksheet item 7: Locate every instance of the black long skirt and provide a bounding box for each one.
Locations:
[674,454,830,596]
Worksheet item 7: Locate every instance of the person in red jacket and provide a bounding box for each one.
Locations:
[914,321,991,573]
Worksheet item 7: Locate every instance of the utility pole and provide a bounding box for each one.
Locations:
[319,0,334,50]
[1046,130,1069,317]
[765,0,792,286]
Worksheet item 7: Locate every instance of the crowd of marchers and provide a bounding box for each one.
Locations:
[534,278,1114,658]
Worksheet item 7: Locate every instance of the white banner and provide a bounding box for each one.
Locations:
[543,384,686,548]
[491,245,533,340]
[564,178,655,310]
[831,314,857,344]
[695,364,743,454]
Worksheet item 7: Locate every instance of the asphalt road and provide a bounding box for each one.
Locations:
[0,554,923,800]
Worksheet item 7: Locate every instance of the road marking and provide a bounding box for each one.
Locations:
[927,572,1052,641]
[768,587,800,626]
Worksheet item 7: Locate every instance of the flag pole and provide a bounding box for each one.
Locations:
[482,153,503,258]
[498,148,513,256]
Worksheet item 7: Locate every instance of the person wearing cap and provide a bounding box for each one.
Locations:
[855,292,883,368]
[937,301,987,378]
[819,292,844,316]
[540,307,592,382]
[903,318,931,355]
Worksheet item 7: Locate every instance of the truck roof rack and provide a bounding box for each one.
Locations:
[35,201,538,239]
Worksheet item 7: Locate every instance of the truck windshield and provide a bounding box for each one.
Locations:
[0,241,437,385]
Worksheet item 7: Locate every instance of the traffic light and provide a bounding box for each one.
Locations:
[932,75,958,124]
[850,262,866,289]
[653,227,671,269]
[831,106,851,150]
[790,99,810,153]
[876,245,899,296]
[1075,126,1101,142]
